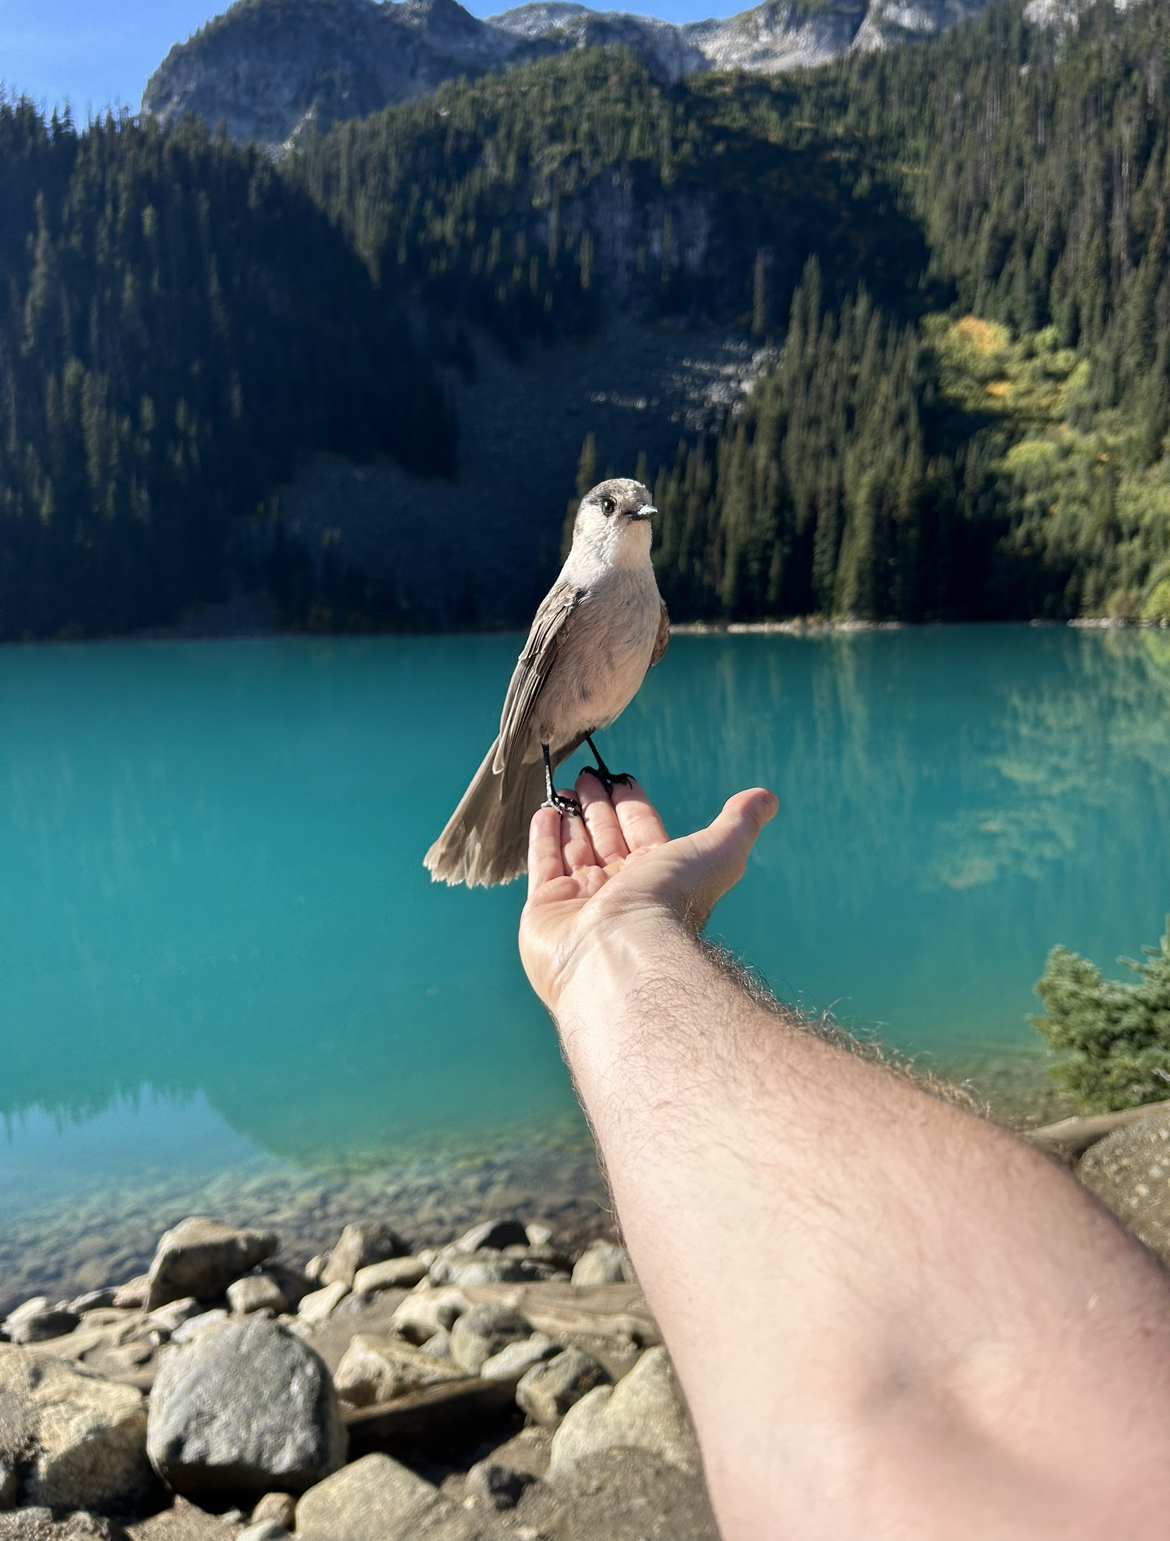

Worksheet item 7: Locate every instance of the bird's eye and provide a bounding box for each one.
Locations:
[599,497,615,516]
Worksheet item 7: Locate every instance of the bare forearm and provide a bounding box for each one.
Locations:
[554,910,1170,1539]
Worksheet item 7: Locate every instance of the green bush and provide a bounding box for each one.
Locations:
[1031,921,1170,1111]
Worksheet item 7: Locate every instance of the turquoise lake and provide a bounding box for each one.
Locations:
[2,626,1169,1244]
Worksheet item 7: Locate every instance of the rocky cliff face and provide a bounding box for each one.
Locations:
[142,0,992,149]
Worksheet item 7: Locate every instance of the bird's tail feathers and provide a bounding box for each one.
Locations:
[423,737,546,887]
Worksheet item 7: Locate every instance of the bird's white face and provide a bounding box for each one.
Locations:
[572,478,657,570]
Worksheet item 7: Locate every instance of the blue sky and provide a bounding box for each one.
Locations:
[0,0,743,116]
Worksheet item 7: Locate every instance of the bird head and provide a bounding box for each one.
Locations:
[571,478,657,566]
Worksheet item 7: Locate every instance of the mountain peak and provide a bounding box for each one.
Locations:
[141,0,995,148]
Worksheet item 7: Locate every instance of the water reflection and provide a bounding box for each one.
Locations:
[0,628,1167,1183]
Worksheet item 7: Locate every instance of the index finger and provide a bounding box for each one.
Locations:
[611,778,669,852]
[576,773,630,868]
[528,806,567,896]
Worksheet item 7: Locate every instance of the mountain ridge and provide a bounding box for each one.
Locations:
[141,0,989,148]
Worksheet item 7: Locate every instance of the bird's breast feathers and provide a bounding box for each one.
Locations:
[535,567,661,745]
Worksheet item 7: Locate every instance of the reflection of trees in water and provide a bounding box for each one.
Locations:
[617,628,1170,1053]
[628,629,1170,899]
[6,630,1169,1151]
[926,631,1170,892]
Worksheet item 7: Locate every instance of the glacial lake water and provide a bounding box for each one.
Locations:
[2,626,1169,1296]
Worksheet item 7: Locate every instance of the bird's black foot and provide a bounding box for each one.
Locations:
[582,734,634,794]
[580,764,633,795]
[541,790,583,817]
[540,744,583,816]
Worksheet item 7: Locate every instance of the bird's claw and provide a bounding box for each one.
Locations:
[580,765,633,794]
[542,792,584,818]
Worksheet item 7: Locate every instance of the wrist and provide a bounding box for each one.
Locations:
[550,899,688,1022]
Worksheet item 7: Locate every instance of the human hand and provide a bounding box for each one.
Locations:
[519,772,777,1012]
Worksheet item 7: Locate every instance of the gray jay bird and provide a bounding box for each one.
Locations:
[424,477,669,887]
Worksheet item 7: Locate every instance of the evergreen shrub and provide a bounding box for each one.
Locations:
[1031,921,1170,1111]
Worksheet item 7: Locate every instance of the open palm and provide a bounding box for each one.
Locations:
[518,772,778,1012]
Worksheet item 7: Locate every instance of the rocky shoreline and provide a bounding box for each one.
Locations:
[0,1145,611,1326]
[0,1210,717,1541]
[6,1098,1170,1541]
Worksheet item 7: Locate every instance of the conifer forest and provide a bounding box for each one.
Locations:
[4,0,1170,635]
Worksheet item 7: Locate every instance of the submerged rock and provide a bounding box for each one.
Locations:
[146,1317,346,1502]
[0,1346,152,1511]
[144,1219,279,1311]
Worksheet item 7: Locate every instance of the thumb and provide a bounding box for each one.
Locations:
[711,788,780,846]
[677,787,778,930]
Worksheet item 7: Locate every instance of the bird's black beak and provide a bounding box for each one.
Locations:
[628,504,657,521]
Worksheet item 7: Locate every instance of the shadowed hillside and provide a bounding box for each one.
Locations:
[3,1,1170,634]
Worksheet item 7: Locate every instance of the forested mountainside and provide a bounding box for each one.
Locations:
[3,0,1170,637]
[0,101,452,637]
[650,0,1170,622]
[142,0,989,151]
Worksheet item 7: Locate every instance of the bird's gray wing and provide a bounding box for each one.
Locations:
[492,580,584,781]
[651,599,670,666]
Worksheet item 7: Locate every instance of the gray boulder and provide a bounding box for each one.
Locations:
[144,1218,279,1311]
[321,1224,408,1289]
[516,1348,610,1426]
[237,1525,287,1541]
[449,1304,531,1375]
[146,1317,346,1502]
[0,1347,152,1511]
[547,1347,700,1487]
[571,1242,634,1287]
